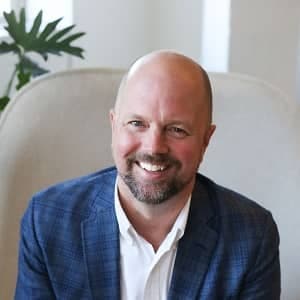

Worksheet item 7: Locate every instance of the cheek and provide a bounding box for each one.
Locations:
[112,129,139,159]
[172,140,205,169]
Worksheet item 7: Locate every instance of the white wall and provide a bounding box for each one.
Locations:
[70,0,300,103]
[2,1,300,102]
[150,0,204,62]
[229,0,300,102]
[71,0,204,68]
[72,0,153,69]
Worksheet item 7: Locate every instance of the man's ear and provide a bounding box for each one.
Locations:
[199,124,216,163]
[204,124,216,148]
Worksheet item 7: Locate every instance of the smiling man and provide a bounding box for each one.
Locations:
[15,51,280,299]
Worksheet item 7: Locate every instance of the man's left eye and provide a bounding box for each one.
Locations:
[167,126,189,138]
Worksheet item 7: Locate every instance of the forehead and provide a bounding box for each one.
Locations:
[116,78,210,131]
[118,62,207,112]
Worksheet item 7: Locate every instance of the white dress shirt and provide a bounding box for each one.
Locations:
[114,180,191,300]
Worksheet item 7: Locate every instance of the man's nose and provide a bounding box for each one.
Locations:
[143,128,169,154]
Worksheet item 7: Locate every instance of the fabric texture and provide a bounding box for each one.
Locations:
[15,167,280,300]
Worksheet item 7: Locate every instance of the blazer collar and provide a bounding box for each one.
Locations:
[81,171,121,300]
[168,174,219,300]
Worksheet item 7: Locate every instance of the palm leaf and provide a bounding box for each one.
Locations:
[19,8,26,31]
[28,10,43,40]
[2,9,86,59]
[3,9,26,44]
[47,25,75,43]
[18,56,49,77]
[0,8,85,110]
[0,41,19,54]
[16,70,31,90]
[0,96,10,111]
[39,18,62,40]
[59,32,85,45]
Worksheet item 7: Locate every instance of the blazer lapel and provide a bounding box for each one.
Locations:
[168,175,219,300]
[81,175,120,300]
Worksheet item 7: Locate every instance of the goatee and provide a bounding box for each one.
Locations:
[120,153,189,205]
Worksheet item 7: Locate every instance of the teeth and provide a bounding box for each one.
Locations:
[139,162,166,172]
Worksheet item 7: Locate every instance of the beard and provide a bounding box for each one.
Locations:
[119,152,191,205]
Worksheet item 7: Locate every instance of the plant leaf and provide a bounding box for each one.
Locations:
[18,56,49,77]
[47,25,75,43]
[19,7,26,30]
[16,69,31,90]
[56,45,85,58]
[39,18,62,40]
[4,8,27,45]
[0,96,10,111]
[59,32,86,45]
[25,10,43,53]
[34,29,86,59]
[0,41,20,54]
[2,9,86,60]
[28,10,43,40]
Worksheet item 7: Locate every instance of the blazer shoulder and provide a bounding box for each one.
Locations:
[195,174,278,243]
[192,174,280,298]
[31,166,117,217]
[197,173,271,218]
[195,173,279,257]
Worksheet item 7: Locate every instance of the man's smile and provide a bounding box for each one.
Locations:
[138,161,168,172]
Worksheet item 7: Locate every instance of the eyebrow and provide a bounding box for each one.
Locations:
[122,113,145,120]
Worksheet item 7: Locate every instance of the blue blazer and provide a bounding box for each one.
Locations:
[15,167,280,299]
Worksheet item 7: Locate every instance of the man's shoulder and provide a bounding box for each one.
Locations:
[195,173,279,252]
[196,173,273,222]
[30,166,117,217]
[191,175,280,298]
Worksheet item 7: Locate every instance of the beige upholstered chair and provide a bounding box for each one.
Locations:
[0,68,124,299]
[201,73,300,300]
[0,68,299,299]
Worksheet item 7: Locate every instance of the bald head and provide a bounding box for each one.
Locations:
[115,50,213,124]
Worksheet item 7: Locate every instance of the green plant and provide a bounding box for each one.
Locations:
[0,8,85,110]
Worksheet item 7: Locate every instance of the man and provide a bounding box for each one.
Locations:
[15,51,280,299]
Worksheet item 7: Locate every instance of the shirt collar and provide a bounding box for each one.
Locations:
[114,178,133,242]
[114,177,191,247]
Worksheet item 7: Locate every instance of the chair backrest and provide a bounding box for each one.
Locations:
[0,68,124,299]
[201,73,300,300]
[0,68,299,299]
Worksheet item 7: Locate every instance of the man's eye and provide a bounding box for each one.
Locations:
[167,126,189,138]
[128,120,145,127]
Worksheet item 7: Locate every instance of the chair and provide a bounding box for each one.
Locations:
[0,68,124,299]
[201,73,300,300]
[0,68,299,299]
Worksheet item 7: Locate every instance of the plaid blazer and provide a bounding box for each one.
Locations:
[15,167,280,299]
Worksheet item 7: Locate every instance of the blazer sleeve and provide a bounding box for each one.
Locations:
[14,198,56,299]
[239,212,281,299]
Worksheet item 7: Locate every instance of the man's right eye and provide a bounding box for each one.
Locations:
[128,120,145,127]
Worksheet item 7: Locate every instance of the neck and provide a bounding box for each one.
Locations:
[117,177,193,251]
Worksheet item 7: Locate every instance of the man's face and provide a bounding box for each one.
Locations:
[110,64,215,205]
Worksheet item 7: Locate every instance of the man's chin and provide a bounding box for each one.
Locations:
[132,190,173,205]
[123,177,183,205]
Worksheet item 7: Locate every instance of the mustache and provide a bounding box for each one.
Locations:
[126,153,180,166]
